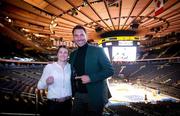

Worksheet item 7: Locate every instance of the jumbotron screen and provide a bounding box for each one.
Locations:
[103,47,110,60]
[112,46,137,61]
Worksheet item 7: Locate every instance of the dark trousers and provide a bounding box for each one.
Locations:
[71,93,103,116]
[46,99,72,116]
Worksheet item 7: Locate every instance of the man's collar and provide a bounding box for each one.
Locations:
[78,43,88,49]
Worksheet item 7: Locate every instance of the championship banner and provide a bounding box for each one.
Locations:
[154,0,164,16]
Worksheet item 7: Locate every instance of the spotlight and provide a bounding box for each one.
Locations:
[49,16,58,34]
[71,8,78,16]
[82,0,88,7]
[95,26,103,32]
[107,0,119,7]
[130,23,139,30]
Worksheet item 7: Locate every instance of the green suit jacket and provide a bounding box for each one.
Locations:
[69,44,114,110]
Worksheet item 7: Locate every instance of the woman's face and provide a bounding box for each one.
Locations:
[57,47,69,62]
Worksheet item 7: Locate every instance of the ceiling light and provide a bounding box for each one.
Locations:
[106,0,119,7]
[50,16,58,34]
[130,23,139,30]
[50,16,58,27]
[95,26,103,32]
[82,0,88,7]
[71,8,78,16]
[5,16,12,23]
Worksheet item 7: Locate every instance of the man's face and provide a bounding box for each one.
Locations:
[73,29,87,47]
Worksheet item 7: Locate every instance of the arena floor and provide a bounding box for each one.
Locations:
[108,82,179,105]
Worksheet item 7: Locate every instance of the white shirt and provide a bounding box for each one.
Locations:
[37,62,72,99]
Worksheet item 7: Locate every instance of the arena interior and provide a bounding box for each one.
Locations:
[0,0,180,116]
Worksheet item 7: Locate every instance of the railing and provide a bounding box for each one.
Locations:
[112,57,180,64]
[0,87,46,116]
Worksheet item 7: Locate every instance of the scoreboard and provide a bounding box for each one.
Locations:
[98,36,139,61]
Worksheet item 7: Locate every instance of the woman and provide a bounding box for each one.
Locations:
[37,45,72,116]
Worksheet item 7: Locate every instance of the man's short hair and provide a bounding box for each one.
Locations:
[72,25,86,34]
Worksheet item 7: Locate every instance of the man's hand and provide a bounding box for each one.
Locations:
[46,76,54,85]
[75,75,91,84]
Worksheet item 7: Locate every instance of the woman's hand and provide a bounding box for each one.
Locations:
[46,76,54,85]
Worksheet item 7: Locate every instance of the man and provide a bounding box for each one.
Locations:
[69,25,114,116]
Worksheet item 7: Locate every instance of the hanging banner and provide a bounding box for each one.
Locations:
[154,0,164,16]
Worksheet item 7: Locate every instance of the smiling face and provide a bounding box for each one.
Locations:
[73,29,87,47]
[57,47,69,62]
